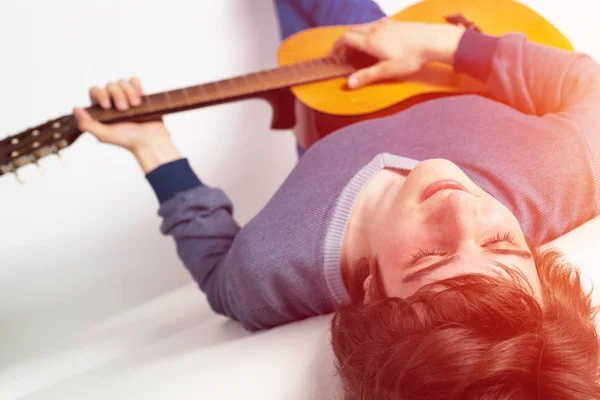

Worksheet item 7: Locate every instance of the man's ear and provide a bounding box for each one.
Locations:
[363,274,374,304]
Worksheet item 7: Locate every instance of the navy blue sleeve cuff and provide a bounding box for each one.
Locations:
[145,158,202,204]
[454,29,500,83]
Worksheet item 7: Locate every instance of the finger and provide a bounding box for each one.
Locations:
[350,23,376,35]
[89,86,111,109]
[335,31,370,56]
[376,17,392,26]
[130,77,144,95]
[73,107,112,141]
[106,82,129,111]
[331,38,352,62]
[331,36,346,57]
[348,61,397,89]
[349,17,388,35]
[118,79,141,106]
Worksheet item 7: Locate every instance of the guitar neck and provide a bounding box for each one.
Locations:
[88,56,356,123]
[0,55,357,178]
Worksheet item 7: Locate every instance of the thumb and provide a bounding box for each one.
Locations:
[73,108,111,141]
[348,61,399,89]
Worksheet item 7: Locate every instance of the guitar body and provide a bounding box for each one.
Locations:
[277,0,574,150]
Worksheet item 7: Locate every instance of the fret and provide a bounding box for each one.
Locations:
[321,58,335,69]
[331,53,344,64]
[186,85,203,100]
[224,79,237,97]
[226,78,238,96]
[242,73,253,84]
[316,58,330,68]
[260,71,277,89]
[167,89,190,110]
[181,87,192,105]
[293,61,311,75]
[252,71,269,87]
[145,94,155,113]
[250,72,264,87]
[192,83,213,102]
[163,91,172,106]
[204,82,218,96]
[287,64,305,80]
[262,69,277,84]
[213,81,223,100]
[236,74,250,93]
[170,90,185,104]
[317,59,336,76]
[243,73,258,92]
[237,74,250,89]
[123,104,137,119]
[249,73,265,93]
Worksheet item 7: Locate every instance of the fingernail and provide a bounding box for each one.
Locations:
[348,75,358,88]
[101,100,111,109]
[118,100,128,109]
[132,97,141,106]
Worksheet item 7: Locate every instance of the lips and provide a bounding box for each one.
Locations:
[420,179,470,203]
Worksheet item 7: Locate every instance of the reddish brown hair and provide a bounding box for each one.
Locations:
[331,247,600,399]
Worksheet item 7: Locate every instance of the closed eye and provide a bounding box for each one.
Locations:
[482,231,515,247]
[409,247,445,263]
[409,231,515,264]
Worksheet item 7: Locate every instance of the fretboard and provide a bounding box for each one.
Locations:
[88,56,356,123]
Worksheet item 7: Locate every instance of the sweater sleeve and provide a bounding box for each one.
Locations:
[283,0,385,27]
[454,30,600,131]
[147,160,331,331]
[145,160,248,326]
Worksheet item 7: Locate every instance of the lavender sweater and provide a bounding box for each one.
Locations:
[146,31,600,331]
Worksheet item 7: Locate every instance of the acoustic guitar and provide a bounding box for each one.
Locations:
[0,0,572,182]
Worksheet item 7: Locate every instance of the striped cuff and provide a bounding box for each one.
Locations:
[145,158,202,204]
[454,29,500,83]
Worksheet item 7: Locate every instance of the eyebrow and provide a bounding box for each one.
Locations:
[400,248,532,284]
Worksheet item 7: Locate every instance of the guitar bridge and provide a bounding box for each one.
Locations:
[445,14,482,33]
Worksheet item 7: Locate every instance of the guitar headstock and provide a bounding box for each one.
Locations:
[0,114,82,181]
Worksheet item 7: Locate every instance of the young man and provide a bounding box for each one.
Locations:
[74,1,600,397]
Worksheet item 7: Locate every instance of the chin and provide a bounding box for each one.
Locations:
[410,159,468,185]
[417,158,462,173]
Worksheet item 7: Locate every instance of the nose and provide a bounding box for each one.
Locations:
[432,190,479,241]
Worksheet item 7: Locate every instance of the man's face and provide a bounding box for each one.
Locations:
[366,159,541,300]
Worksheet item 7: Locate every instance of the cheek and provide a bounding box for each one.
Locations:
[483,198,524,234]
[374,217,425,267]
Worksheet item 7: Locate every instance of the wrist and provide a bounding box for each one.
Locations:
[423,24,466,65]
[132,136,182,173]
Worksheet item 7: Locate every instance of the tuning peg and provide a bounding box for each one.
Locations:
[54,150,65,166]
[35,161,44,177]
[14,170,24,184]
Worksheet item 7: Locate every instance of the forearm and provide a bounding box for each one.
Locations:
[135,137,203,205]
[132,136,182,174]
[423,24,466,66]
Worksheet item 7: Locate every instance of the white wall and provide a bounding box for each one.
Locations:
[1,0,598,369]
[0,0,297,365]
